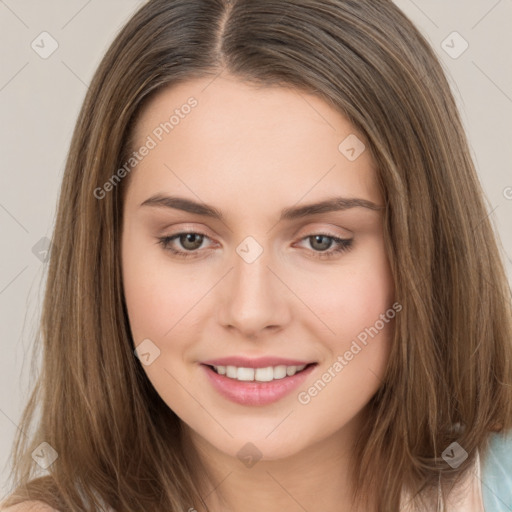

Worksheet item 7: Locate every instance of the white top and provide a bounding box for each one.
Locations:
[400,450,484,511]
[401,430,512,511]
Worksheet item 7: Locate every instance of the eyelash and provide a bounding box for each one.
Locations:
[156,231,354,260]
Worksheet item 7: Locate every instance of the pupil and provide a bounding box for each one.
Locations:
[182,233,202,250]
[312,235,331,251]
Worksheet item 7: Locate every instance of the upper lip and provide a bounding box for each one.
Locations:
[201,356,316,368]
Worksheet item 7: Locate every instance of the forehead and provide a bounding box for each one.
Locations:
[126,75,381,215]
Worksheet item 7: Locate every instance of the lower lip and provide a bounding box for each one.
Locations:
[201,363,317,406]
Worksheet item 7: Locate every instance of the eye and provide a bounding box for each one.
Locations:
[156,231,354,260]
[295,234,354,260]
[157,232,213,259]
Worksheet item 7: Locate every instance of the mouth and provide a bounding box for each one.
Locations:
[204,362,317,382]
[200,362,318,406]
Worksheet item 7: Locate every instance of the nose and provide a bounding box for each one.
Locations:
[216,245,292,339]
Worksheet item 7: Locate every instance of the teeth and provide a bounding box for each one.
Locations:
[287,365,297,376]
[212,364,308,382]
[237,367,254,381]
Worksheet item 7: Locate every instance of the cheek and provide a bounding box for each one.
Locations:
[301,238,395,345]
[122,232,201,345]
[296,259,395,420]
[122,256,166,343]
[297,238,395,403]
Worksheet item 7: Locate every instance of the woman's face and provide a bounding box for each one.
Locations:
[121,75,396,461]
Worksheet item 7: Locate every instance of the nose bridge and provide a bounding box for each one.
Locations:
[217,235,290,335]
[233,238,271,294]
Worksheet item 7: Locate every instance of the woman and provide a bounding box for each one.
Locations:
[2,0,512,510]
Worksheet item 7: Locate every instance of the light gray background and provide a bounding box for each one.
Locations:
[1,0,511,500]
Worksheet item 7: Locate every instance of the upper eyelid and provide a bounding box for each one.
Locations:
[161,229,351,247]
[159,222,352,239]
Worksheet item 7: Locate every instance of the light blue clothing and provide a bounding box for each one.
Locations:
[481,429,512,511]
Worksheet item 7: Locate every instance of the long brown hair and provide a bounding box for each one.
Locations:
[3,0,512,510]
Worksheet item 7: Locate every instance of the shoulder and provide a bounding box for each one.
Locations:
[0,501,59,512]
[480,429,512,511]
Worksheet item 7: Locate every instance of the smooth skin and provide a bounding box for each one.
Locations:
[119,74,396,512]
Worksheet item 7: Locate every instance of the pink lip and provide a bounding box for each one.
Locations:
[201,363,317,406]
[201,356,315,368]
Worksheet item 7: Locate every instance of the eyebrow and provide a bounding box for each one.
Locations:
[140,194,383,222]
